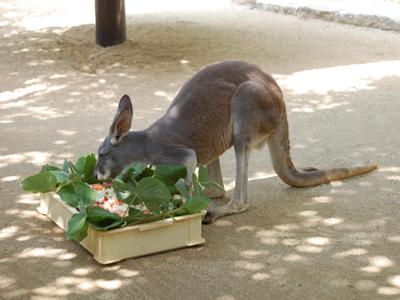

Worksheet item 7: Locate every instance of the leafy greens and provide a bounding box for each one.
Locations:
[21,154,223,242]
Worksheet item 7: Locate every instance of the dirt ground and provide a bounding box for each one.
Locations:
[1,0,400,299]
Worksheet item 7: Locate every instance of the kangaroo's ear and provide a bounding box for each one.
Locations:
[109,95,133,145]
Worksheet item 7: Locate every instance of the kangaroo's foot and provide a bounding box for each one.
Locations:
[203,200,248,224]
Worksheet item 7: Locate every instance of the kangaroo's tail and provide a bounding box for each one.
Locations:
[267,117,378,188]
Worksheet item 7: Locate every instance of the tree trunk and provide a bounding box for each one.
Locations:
[95,0,126,47]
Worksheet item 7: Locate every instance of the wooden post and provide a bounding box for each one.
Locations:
[95,0,126,47]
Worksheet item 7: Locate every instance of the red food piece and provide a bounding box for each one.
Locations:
[91,184,104,191]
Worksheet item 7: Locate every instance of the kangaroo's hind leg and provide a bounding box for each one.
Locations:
[203,80,280,224]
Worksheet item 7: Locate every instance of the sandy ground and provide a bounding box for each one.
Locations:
[1,0,400,299]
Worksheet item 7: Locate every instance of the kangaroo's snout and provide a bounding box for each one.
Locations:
[94,161,110,180]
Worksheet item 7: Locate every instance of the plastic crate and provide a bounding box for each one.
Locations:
[37,193,206,264]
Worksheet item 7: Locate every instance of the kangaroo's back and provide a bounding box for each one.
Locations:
[151,60,281,164]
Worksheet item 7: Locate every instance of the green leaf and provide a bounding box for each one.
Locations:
[119,162,153,186]
[136,177,172,211]
[121,162,147,178]
[20,172,57,193]
[68,172,82,181]
[75,156,86,174]
[57,182,96,208]
[112,178,135,193]
[175,178,190,199]
[78,201,87,216]
[86,206,121,222]
[175,195,210,216]
[154,164,187,193]
[202,181,225,192]
[66,213,88,242]
[192,174,203,196]
[198,165,208,184]
[86,206,124,230]
[136,167,155,181]
[197,165,225,192]
[123,207,147,224]
[123,207,166,225]
[121,193,139,206]
[41,164,61,172]
[115,191,131,203]
[73,182,96,206]
[49,170,68,184]
[129,162,147,175]
[83,154,97,183]
[155,164,187,182]
[68,161,78,174]
[57,184,79,208]
[74,154,97,183]
[62,159,69,173]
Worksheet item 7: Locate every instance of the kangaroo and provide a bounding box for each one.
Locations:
[94,60,378,224]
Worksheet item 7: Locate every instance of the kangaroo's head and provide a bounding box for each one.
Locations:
[95,95,133,180]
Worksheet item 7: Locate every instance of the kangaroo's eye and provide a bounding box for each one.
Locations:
[99,151,108,158]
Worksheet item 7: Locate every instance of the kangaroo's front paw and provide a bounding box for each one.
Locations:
[202,210,221,224]
[202,202,248,224]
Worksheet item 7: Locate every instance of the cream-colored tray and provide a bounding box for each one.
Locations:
[37,193,206,264]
